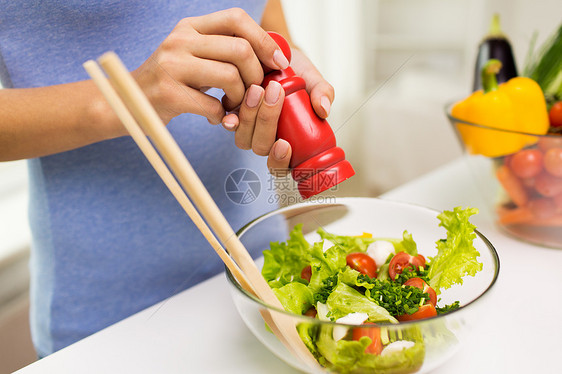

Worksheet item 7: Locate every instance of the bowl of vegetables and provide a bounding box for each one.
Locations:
[226,198,499,374]
[447,18,562,248]
[447,98,562,249]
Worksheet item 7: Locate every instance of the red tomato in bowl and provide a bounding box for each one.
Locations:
[404,277,437,307]
[388,252,426,280]
[509,149,544,178]
[352,322,382,355]
[300,265,312,282]
[544,148,562,177]
[397,304,437,321]
[346,253,377,278]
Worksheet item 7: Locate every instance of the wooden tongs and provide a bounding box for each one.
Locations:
[83,53,321,371]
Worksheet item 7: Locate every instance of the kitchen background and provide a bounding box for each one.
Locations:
[0,0,560,372]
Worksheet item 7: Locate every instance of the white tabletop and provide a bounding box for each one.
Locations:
[15,158,562,374]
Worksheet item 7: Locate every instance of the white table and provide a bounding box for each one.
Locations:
[15,158,562,374]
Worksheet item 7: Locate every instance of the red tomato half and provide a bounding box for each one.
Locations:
[404,277,437,307]
[397,304,437,322]
[388,252,413,280]
[346,253,377,278]
[352,322,382,355]
[300,265,312,282]
[509,149,544,178]
[411,254,426,268]
[549,101,562,128]
[388,252,426,280]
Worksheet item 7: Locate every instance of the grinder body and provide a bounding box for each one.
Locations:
[263,32,355,199]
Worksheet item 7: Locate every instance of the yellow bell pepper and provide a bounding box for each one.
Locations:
[452,59,549,158]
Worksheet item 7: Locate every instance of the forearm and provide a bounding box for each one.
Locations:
[0,80,124,161]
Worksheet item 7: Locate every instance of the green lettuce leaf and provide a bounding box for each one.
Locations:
[262,224,314,288]
[326,282,397,323]
[317,227,375,253]
[427,207,483,294]
[272,282,314,315]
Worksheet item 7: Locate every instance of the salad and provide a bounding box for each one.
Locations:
[261,207,482,373]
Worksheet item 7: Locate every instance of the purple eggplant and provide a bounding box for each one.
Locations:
[473,14,518,91]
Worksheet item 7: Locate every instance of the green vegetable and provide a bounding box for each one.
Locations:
[436,301,460,315]
[272,282,313,315]
[355,274,430,317]
[524,22,562,107]
[262,224,323,288]
[326,282,397,324]
[427,207,483,294]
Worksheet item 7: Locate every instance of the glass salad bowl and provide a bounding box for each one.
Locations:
[226,198,499,374]
[446,103,562,249]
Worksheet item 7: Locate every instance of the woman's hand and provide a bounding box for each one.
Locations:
[131,7,289,126]
[221,47,335,176]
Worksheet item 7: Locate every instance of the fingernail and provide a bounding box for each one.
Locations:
[273,49,289,70]
[273,139,289,160]
[223,122,237,130]
[265,81,281,105]
[246,85,263,108]
[321,96,331,117]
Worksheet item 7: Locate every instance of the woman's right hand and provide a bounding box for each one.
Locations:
[131,7,289,126]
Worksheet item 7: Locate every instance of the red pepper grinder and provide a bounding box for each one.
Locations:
[263,32,355,199]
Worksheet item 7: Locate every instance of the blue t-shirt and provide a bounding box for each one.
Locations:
[0,0,277,356]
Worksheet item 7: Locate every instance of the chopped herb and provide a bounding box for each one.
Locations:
[436,301,460,315]
[357,274,430,316]
[394,264,431,285]
[314,274,338,304]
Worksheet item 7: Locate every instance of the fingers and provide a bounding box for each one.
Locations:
[173,58,246,111]
[234,84,264,147]
[188,8,289,70]
[234,81,284,156]
[190,34,263,88]
[309,80,335,119]
[252,81,284,156]
[267,139,292,177]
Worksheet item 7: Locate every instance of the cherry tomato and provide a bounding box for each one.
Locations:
[538,136,562,151]
[549,101,562,128]
[534,172,562,197]
[352,322,382,355]
[300,265,312,282]
[304,307,317,318]
[411,254,426,268]
[544,148,562,177]
[509,149,544,178]
[346,253,377,278]
[404,277,437,307]
[388,252,413,280]
[388,252,426,280]
[397,304,437,322]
